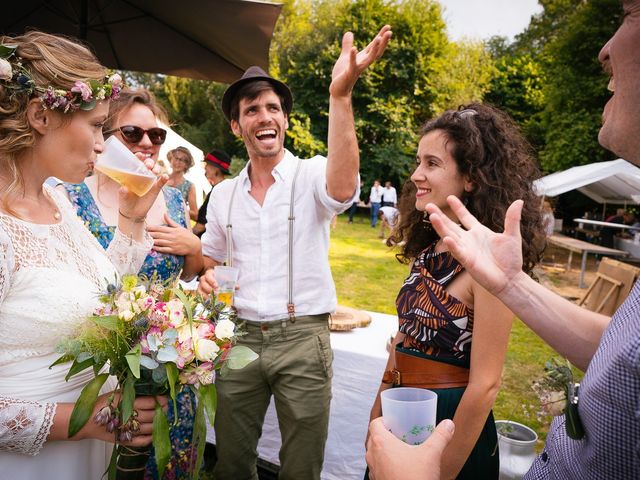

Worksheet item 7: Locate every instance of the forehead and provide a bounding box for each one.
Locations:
[117,103,157,126]
[238,89,281,108]
[418,130,454,155]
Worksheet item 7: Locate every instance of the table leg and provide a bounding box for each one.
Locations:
[579,251,588,288]
[567,251,573,271]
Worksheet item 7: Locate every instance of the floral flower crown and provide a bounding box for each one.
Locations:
[0,43,123,113]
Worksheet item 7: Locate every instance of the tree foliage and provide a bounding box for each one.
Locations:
[271,0,495,187]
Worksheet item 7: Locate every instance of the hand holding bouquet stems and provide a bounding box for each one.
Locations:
[52,274,258,479]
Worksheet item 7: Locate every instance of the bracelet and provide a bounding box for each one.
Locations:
[118,209,146,224]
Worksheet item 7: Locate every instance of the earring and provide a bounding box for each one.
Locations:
[422,211,433,229]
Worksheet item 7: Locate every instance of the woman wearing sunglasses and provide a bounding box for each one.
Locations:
[63,88,203,479]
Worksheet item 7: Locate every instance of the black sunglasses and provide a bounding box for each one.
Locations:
[108,125,167,145]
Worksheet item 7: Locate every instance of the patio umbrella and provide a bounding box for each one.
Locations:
[2,0,282,83]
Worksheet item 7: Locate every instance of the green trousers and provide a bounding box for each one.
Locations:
[213,314,333,480]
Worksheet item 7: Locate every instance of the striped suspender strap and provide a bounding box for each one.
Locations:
[225,159,303,322]
[225,179,240,267]
[287,159,303,322]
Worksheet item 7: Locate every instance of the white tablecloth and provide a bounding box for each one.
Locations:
[206,311,398,480]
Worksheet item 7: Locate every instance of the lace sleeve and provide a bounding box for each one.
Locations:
[0,226,15,305]
[106,228,153,277]
[0,397,57,456]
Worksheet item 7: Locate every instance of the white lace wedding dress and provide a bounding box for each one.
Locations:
[0,185,152,479]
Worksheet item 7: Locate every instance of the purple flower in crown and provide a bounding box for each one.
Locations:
[71,80,93,101]
[41,87,56,108]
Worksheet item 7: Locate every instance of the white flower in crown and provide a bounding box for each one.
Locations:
[108,73,123,89]
[0,58,12,81]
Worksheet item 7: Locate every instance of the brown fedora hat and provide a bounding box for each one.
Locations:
[221,65,293,122]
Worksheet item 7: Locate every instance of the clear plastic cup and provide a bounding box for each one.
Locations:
[381,387,438,445]
[94,136,156,196]
[214,266,240,306]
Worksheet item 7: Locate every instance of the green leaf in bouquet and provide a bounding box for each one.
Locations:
[199,382,217,427]
[126,344,141,379]
[69,373,109,437]
[191,397,207,480]
[225,345,259,370]
[152,366,168,384]
[90,314,119,330]
[121,374,136,424]
[165,362,179,424]
[106,444,117,480]
[152,402,171,477]
[49,353,74,369]
[65,355,95,381]
[92,358,108,375]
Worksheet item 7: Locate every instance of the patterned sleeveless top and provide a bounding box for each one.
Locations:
[64,182,187,282]
[173,179,193,204]
[397,242,474,367]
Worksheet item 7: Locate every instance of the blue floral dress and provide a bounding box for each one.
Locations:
[64,182,197,479]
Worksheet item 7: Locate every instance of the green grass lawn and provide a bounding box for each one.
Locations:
[330,213,556,447]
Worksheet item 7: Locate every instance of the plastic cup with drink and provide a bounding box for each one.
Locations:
[94,136,156,196]
[214,266,240,306]
[381,387,438,445]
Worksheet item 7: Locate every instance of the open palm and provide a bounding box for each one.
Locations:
[329,25,392,98]
[425,196,525,296]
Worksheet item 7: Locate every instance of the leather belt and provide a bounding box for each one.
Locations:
[382,350,469,389]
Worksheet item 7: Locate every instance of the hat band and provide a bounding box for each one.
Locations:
[206,153,230,170]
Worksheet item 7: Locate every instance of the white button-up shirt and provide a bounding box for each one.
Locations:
[382,186,397,205]
[202,150,356,322]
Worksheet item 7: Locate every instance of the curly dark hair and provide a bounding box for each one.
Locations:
[388,103,545,274]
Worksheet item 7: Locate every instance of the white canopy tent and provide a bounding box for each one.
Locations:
[533,159,640,206]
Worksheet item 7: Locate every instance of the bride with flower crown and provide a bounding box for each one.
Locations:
[0,31,167,478]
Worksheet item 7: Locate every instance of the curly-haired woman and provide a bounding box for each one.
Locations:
[367,103,545,479]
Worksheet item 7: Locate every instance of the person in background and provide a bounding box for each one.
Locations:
[541,200,555,237]
[167,146,197,221]
[601,207,626,247]
[198,27,391,480]
[63,88,203,479]
[193,149,231,238]
[382,180,397,207]
[367,2,640,478]
[377,205,399,239]
[0,30,166,479]
[348,179,365,223]
[369,179,383,227]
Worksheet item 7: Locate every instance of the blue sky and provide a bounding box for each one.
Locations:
[439,0,543,41]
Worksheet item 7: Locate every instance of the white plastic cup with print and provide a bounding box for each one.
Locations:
[214,266,240,306]
[380,387,438,445]
[94,136,156,196]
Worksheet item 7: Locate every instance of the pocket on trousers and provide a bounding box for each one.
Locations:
[315,331,334,379]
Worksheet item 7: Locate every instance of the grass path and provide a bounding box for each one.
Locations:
[330,213,556,446]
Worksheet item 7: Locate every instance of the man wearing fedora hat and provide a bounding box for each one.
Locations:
[193,149,231,237]
[199,26,392,479]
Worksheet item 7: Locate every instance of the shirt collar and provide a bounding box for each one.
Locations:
[240,149,298,188]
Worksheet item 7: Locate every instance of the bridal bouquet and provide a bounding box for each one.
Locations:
[52,274,257,479]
